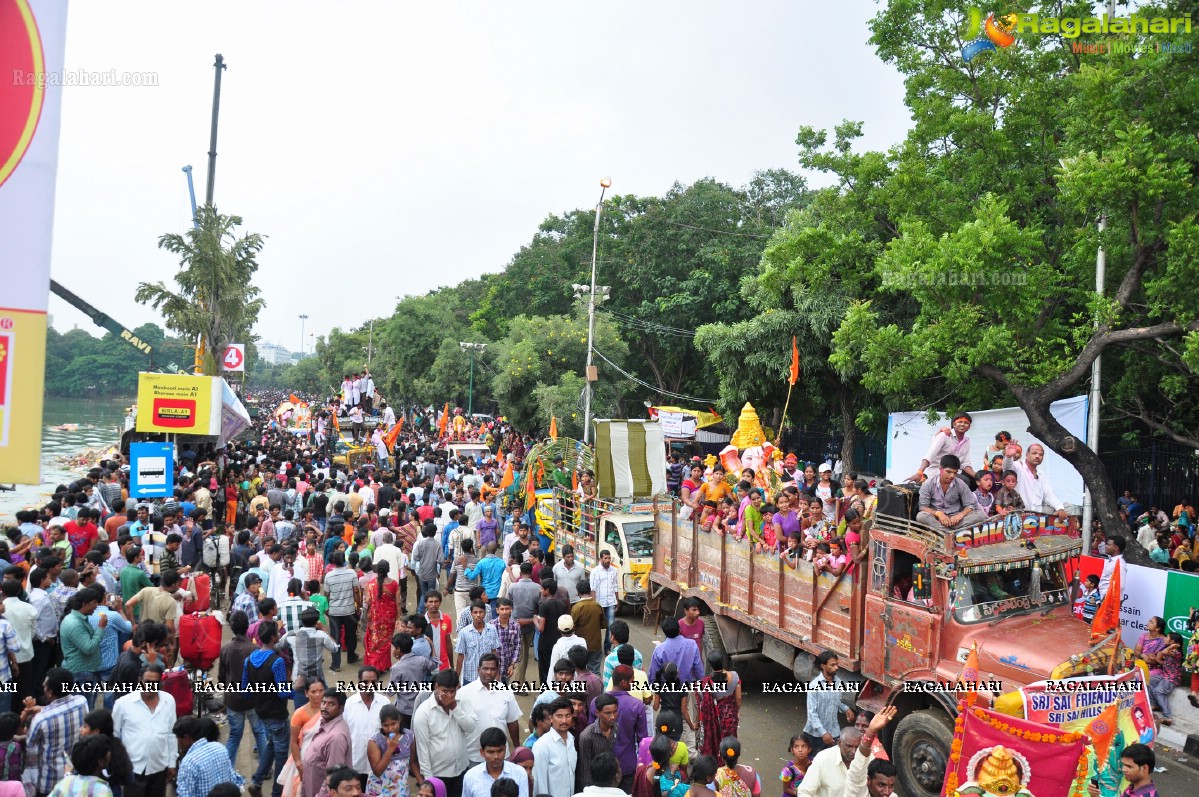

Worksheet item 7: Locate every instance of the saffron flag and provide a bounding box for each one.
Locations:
[383,418,403,452]
[942,704,1090,797]
[498,462,514,491]
[331,412,340,432]
[549,416,558,440]
[289,393,300,405]
[959,642,980,704]
[1090,561,1121,640]
[789,336,800,385]
[524,470,536,511]
[437,402,449,437]
[1084,700,1119,767]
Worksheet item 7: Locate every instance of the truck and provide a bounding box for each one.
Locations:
[549,487,655,612]
[648,501,1118,797]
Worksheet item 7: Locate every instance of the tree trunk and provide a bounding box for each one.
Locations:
[1018,390,1152,566]
[836,385,857,477]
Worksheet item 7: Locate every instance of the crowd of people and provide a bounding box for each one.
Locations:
[0,389,1189,797]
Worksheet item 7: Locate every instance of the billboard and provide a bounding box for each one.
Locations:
[1075,554,1197,646]
[135,373,221,435]
[129,442,174,498]
[0,0,69,483]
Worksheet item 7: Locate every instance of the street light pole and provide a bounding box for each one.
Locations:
[298,314,308,356]
[583,177,612,445]
[460,342,487,417]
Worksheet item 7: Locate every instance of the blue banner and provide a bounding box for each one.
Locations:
[130,442,174,498]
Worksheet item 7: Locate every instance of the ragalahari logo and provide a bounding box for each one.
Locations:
[962,8,1018,61]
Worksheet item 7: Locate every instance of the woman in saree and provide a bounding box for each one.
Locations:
[364,560,403,670]
[698,650,742,757]
[279,677,325,797]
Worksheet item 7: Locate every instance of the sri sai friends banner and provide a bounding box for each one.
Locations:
[129,442,174,498]
[1020,669,1156,746]
[0,0,69,483]
[136,372,222,435]
[943,704,1090,797]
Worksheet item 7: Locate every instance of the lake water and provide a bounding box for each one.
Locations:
[0,396,131,522]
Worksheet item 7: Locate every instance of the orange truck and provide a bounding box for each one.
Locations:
[648,501,1117,797]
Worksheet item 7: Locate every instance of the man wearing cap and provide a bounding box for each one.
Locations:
[548,615,585,673]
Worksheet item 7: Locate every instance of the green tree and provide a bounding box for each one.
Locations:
[135,206,266,375]
[827,0,1199,566]
[489,310,631,434]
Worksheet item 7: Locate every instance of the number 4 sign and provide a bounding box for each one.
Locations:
[222,343,245,372]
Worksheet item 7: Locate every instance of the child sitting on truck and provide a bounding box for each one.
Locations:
[699,501,719,532]
[994,470,1025,516]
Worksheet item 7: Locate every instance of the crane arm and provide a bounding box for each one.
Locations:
[49,279,154,361]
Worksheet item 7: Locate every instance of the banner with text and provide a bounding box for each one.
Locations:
[0,0,69,483]
[1020,669,1156,747]
[1075,555,1197,646]
[135,372,221,435]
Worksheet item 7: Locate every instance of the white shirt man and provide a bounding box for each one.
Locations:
[552,555,586,604]
[373,535,409,582]
[413,677,479,782]
[458,669,522,764]
[1,594,36,668]
[532,701,577,797]
[796,732,863,797]
[382,404,396,427]
[1099,538,1126,600]
[113,673,179,779]
[1004,444,1065,516]
[344,685,391,776]
[589,557,619,611]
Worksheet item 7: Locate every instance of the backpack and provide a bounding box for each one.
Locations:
[203,534,230,569]
[717,766,752,797]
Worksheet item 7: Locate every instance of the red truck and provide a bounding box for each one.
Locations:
[648,500,1117,797]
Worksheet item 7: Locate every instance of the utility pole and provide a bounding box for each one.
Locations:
[1082,214,1105,554]
[205,54,226,207]
[298,314,308,357]
[581,177,612,445]
[460,342,487,416]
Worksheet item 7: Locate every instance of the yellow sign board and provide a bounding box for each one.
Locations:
[135,373,220,435]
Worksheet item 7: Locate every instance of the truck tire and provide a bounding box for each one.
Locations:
[892,708,954,797]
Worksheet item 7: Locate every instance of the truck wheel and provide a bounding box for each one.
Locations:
[892,708,954,797]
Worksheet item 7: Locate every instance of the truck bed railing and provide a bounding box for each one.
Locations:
[651,497,863,664]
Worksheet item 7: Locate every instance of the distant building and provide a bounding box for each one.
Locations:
[259,342,294,365]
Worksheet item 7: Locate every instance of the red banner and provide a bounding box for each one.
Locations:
[943,704,1089,797]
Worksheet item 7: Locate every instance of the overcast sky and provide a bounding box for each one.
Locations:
[47,0,910,352]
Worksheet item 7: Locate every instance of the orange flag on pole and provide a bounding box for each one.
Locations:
[549,416,558,440]
[499,462,514,491]
[1085,700,1119,765]
[524,469,537,511]
[331,412,340,431]
[383,418,403,452]
[789,336,800,385]
[1091,561,1122,641]
[437,402,449,437]
[959,641,981,705]
[289,393,301,405]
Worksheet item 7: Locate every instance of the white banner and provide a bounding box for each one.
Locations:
[885,395,1088,508]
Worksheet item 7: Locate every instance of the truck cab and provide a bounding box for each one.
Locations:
[550,488,655,611]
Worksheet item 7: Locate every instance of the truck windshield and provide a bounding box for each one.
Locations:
[952,562,1070,623]
[622,521,655,559]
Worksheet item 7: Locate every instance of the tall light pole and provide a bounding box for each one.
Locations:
[298,314,308,356]
[460,342,487,416]
[582,177,612,445]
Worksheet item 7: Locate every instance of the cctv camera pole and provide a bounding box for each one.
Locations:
[582,179,611,446]
[205,54,226,207]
